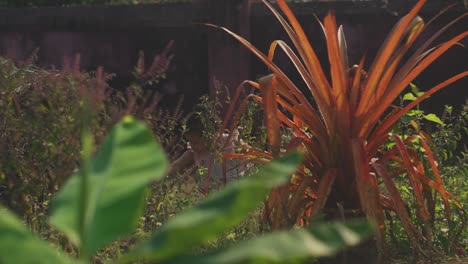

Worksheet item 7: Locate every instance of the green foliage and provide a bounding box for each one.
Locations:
[399,84,444,127]
[0,55,183,234]
[0,55,186,263]
[212,0,466,259]
[126,151,302,262]
[166,221,372,264]
[193,81,266,154]
[0,208,74,264]
[50,117,169,258]
[0,57,109,226]
[432,102,467,165]
[386,100,468,255]
[423,103,467,253]
[0,118,372,263]
[119,85,186,161]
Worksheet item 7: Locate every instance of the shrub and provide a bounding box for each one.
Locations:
[0,117,373,264]
[0,57,109,227]
[386,101,468,255]
[0,42,183,235]
[210,0,466,260]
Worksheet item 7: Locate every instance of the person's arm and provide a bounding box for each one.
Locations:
[167,150,194,176]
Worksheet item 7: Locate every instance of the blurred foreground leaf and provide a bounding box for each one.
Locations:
[50,117,168,257]
[169,220,373,264]
[125,151,303,262]
[0,207,74,264]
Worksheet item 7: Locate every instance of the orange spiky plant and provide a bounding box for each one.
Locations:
[207,0,466,257]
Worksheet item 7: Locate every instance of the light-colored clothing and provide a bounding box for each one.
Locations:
[190,130,246,191]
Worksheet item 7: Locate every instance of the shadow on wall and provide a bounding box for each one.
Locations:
[249,9,467,114]
[1,3,466,113]
[0,30,209,112]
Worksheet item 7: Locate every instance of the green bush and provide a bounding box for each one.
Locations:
[427,102,467,254]
[0,58,109,227]
[0,56,184,237]
[385,97,468,256]
[0,117,373,263]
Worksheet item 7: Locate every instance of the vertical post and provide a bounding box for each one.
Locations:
[197,0,251,114]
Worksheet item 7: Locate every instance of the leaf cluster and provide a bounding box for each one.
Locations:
[0,118,373,264]
[0,49,184,242]
[209,0,466,259]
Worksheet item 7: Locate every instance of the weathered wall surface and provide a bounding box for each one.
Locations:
[250,6,467,112]
[0,1,466,112]
[0,28,208,111]
[0,3,209,111]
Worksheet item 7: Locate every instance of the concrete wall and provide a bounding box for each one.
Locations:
[0,1,466,112]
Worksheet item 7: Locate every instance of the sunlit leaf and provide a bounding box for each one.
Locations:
[444,105,453,113]
[409,83,420,94]
[406,110,424,117]
[259,74,281,157]
[423,113,444,125]
[402,93,417,101]
[409,120,420,132]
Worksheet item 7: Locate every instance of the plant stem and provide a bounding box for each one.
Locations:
[79,112,94,261]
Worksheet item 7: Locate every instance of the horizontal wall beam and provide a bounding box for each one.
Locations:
[0,1,464,31]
